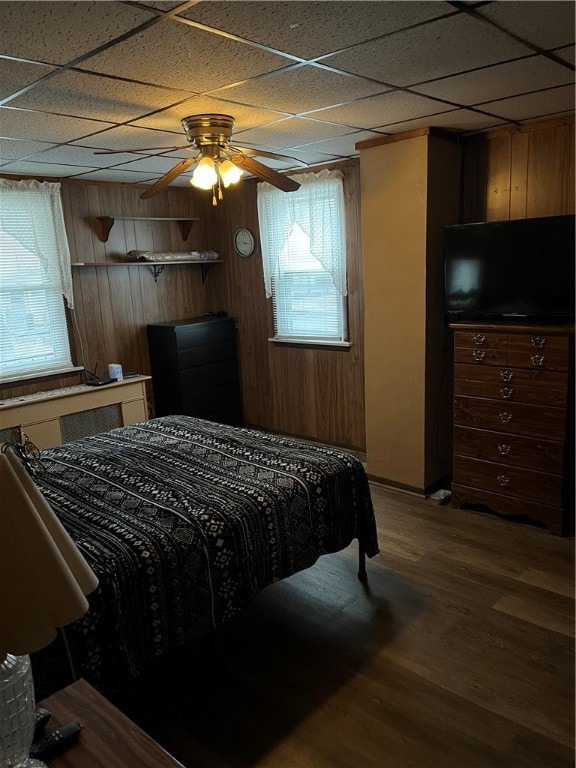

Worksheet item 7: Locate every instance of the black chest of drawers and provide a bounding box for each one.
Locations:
[147,316,242,427]
[450,323,574,535]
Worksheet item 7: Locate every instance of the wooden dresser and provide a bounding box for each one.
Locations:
[450,323,574,535]
[147,315,242,427]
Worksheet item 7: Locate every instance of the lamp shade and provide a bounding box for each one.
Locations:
[0,446,98,660]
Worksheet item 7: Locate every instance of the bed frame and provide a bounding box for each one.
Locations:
[18,415,379,697]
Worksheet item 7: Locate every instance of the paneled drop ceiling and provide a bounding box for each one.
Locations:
[0,0,574,189]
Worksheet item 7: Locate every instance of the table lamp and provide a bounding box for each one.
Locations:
[0,443,98,767]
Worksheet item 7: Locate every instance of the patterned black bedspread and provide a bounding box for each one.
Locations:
[29,415,378,692]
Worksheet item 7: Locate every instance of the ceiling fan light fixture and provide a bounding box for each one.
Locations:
[219,159,244,187]
[191,156,218,189]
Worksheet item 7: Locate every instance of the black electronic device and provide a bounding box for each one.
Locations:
[30,721,83,761]
[34,707,52,739]
[85,378,117,387]
[443,214,575,322]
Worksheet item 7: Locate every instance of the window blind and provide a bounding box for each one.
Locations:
[0,180,74,383]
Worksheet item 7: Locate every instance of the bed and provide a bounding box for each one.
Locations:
[16,415,379,697]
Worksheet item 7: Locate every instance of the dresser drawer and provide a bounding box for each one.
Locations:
[454,347,507,366]
[507,332,570,371]
[454,331,507,351]
[454,426,564,474]
[453,456,563,505]
[454,396,566,440]
[453,365,568,406]
[450,484,564,533]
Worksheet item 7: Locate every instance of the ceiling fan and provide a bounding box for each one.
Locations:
[95,113,304,203]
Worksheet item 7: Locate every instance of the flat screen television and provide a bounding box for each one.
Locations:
[443,214,575,322]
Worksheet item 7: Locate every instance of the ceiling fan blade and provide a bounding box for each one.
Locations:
[229,154,300,192]
[229,145,308,167]
[94,145,190,155]
[139,157,197,199]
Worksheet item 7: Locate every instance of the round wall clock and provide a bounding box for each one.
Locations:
[234,228,255,257]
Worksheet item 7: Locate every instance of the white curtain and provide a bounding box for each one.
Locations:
[257,168,346,300]
[0,179,74,309]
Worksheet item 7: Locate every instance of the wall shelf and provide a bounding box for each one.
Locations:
[71,260,221,283]
[91,216,200,243]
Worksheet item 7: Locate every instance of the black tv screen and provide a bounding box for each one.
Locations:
[443,214,575,321]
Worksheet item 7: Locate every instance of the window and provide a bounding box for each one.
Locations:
[257,169,349,345]
[0,180,75,383]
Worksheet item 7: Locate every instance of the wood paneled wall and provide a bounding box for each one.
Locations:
[1,117,573,451]
[203,161,366,451]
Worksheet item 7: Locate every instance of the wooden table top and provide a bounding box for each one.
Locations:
[39,678,186,768]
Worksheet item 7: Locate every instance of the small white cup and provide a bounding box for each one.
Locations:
[108,363,123,381]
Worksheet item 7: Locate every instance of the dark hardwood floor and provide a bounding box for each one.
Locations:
[132,484,575,768]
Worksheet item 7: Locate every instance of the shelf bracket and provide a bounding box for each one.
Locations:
[176,220,195,241]
[151,265,165,282]
[93,217,115,243]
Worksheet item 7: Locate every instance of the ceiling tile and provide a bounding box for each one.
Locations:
[131,95,287,134]
[322,13,534,87]
[0,159,96,176]
[475,1,575,50]
[209,64,390,114]
[23,144,150,169]
[0,2,154,66]
[310,91,456,130]
[0,138,57,162]
[413,56,574,106]
[232,117,355,149]
[256,156,336,172]
[553,45,575,66]
[0,106,114,142]
[381,109,507,135]
[72,125,185,152]
[0,58,55,101]
[476,84,575,121]
[291,130,391,156]
[179,1,453,59]
[8,70,194,122]
[138,1,183,10]
[110,154,196,174]
[81,18,293,92]
[71,168,155,183]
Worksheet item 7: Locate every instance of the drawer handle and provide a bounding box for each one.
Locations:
[498,443,512,455]
[472,350,486,362]
[499,411,513,423]
[472,334,487,346]
[530,336,547,348]
[497,474,511,487]
[499,387,514,400]
[530,354,545,367]
[500,370,514,382]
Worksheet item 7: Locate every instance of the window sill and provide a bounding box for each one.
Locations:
[268,337,352,349]
[0,365,84,386]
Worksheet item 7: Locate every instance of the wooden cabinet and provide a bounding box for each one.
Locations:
[450,323,574,534]
[147,316,242,427]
